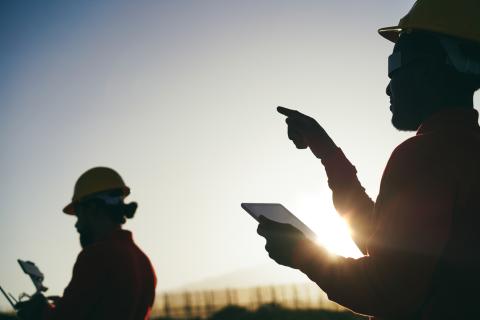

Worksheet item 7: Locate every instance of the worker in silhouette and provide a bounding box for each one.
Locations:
[16,167,156,320]
[257,0,480,319]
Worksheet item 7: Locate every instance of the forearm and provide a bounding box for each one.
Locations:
[41,295,92,320]
[297,245,382,316]
[293,240,430,318]
[320,148,375,253]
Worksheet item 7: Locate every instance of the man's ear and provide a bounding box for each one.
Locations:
[90,202,104,218]
[427,60,450,87]
[417,60,444,97]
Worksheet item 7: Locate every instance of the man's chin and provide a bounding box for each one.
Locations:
[79,234,94,248]
[391,113,421,132]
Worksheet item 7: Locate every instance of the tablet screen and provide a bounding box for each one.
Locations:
[241,203,317,240]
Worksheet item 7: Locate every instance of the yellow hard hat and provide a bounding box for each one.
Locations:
[63,167,130,215]
[378,0,480,44]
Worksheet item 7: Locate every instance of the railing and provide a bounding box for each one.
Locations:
[151,283,343,318]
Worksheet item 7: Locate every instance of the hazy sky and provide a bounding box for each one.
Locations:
[2,0,478,311]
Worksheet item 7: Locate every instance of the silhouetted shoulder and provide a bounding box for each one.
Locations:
[387,135,436,169]
[384,126,480,190]
[76,242,111,266]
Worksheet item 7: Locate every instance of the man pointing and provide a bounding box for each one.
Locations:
[258,0,480,319]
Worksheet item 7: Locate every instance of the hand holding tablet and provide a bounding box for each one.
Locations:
[241,203,317,241]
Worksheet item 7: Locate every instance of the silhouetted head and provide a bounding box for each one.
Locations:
[74,190,138,248]
[63,167,136,248]
[386,31,480,131]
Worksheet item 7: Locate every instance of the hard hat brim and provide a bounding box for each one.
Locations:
[63,203,76,215]
[378,26,403,43]
[63,186,130,215]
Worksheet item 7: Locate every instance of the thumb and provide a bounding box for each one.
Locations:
[258,215,271,224]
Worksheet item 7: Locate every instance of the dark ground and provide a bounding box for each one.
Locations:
[1,304,368,320]
[202,304,366,320]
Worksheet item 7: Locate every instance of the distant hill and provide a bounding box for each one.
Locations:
[168,263,314,293]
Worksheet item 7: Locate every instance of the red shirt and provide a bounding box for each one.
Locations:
[44,230,156,320]
[296,108,480,319]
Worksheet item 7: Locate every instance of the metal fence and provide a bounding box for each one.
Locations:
[151,283,343,318]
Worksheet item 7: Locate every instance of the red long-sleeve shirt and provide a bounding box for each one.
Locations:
[295,108,480,319]
[43,230,156,320]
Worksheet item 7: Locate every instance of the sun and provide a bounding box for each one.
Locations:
[291,191,364,259]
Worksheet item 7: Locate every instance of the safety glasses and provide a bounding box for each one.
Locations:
[388,51,435,77]
[388,52,403,77]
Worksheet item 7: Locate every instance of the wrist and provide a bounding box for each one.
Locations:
[310,137,338,159]
[292,238,318,270]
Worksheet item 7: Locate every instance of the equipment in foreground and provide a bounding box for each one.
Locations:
[18,260,48,295]
[0,260,48,310]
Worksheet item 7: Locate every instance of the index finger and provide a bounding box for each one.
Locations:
[277,106,301,118]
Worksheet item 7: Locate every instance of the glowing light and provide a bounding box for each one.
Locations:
[292,191,363,259]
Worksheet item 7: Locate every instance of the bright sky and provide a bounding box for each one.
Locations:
[2,0,479,311]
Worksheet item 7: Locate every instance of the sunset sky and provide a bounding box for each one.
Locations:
[2,0,478,311]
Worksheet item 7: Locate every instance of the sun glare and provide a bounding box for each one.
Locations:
[292,191,364,259]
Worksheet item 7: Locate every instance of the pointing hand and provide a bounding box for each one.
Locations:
[277,106,337,159]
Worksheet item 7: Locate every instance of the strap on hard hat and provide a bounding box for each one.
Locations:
[388,51,442,77]
[388,31,480,77]
[94,193,124,205]
[79,191,124,206]
[437,35,480,76]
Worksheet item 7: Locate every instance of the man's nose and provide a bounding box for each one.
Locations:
[386,82,392,97]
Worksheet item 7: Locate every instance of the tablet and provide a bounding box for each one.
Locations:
[241,203,317,241]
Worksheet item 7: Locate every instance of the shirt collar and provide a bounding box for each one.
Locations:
[111,229,132,241]
[97,229,133,243]
[417,108,479,135]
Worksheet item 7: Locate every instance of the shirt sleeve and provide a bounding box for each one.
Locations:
[43,248,104,320]
[297,141,455,318]
[321,148,375,253]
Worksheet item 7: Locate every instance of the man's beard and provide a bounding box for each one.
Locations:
[79,230,95,248]
[391,105,423,131]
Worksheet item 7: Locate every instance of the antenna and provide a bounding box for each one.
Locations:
[8,293,18,305]
[0,285,17,309]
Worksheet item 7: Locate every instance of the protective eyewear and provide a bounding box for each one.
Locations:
[387,51,434,77]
